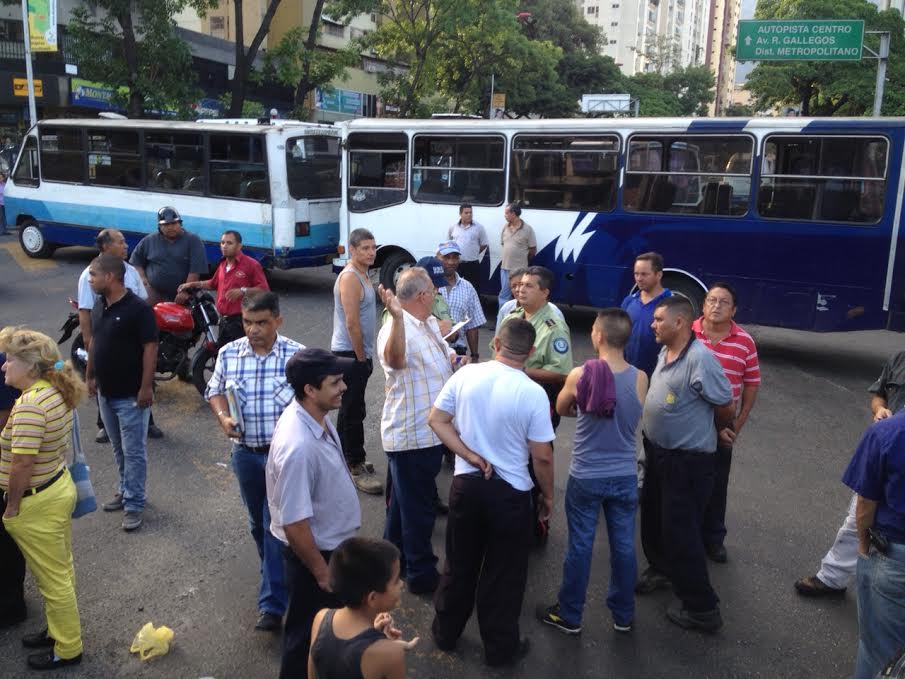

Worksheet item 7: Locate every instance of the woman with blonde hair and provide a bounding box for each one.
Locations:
[0,326,86,671]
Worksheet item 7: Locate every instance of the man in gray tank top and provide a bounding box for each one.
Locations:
[331,228,382,494]
[538,309,648,636]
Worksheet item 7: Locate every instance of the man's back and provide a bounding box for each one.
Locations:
[435,360,553,491]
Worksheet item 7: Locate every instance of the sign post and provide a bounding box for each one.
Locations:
[20,0,37,125]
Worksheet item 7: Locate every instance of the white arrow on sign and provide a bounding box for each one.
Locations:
[745,36,752,46]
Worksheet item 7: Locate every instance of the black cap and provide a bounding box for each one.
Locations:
[285,348,355,392]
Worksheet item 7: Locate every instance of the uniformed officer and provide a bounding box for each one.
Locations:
[493,265,572,544]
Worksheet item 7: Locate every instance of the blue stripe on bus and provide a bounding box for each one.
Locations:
[6,196,339,254]
[686,119,750,132]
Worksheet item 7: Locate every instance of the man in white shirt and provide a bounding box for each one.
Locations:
[76,228,161,442]
[448,203,488,291]
[428,318,555,667]
[266,348,360,679]
[378,268,461,595]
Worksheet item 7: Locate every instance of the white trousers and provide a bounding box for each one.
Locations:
[816,494,858,589]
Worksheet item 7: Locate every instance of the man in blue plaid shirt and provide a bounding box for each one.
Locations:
[205,291,305,633]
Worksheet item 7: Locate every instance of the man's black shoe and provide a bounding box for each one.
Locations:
[408,574,440,596]
[254,612,282,632]
[485,638,530,666]
[22,628,54,649]
[666,600,722,633]
[95,428,109,444]
[26,650,82,671]
[635,567,671,594]
[706,544,728,563]
[794,575,846,598]
[147,424,163,439]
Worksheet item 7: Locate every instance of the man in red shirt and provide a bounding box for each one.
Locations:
[179,230,269,345]
[692,282,760,564]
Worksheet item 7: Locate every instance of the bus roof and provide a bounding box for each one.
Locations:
[34,118,338,135]
[340,116,905,134]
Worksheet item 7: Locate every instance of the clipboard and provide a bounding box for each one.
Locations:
[443,318,469,341]
[225,385,245,434]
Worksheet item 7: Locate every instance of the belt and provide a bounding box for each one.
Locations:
[244,443,271,454]
[3,467,65,501]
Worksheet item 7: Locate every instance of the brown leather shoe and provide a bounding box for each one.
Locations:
[794,575,846,597]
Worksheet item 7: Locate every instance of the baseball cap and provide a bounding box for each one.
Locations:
[285,348,355,393]
[437,240,461,256]
[416,256,446,288]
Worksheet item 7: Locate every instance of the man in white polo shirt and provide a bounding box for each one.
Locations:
[266,348,360,679]
[428,318,555,667]
[448,203,488,291]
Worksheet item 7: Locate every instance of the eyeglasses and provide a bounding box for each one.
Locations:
[705,297,733,308]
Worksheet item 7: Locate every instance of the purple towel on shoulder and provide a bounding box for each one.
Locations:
[576,359,616,418]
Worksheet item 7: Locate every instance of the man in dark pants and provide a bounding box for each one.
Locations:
[636,296,733,632]
[0,352,24,628]
[266,349,360,679]
[331,228,381,494]
[429,320,555,666]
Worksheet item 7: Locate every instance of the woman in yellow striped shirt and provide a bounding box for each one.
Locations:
[0,327,86,671]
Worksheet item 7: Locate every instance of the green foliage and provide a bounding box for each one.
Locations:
[626,66,715,117]
[217,94,265,118]
[744,0,905,115]
[68,0,217,119]
[724,102,755,116]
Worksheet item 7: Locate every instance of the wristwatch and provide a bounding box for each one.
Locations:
[240,287,248,295]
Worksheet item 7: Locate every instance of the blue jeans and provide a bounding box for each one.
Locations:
[384,446,443,590]
[98,393,150,513]
[232,445,288,616]
[558,474,638,627]
[498,268,513,308]
[855,542,905,679]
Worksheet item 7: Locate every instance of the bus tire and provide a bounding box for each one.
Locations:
[379,250,415,291]
[18,219,55,259]
[663,274,706,318]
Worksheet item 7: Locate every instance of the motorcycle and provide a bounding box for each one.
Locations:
[58,288,220,395]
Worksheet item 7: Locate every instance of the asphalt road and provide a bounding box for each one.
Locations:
[0,234,890,679]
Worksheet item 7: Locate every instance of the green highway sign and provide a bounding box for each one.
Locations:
[736,19,864,61]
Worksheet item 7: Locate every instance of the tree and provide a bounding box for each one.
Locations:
[643,33,683,75]
[227,0,284,117]
[68,0,217,119]
[626,65,715,116]
[743,0,905,116]
[724,102,755,117]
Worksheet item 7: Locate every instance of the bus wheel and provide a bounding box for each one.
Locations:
[663,275,706,318]
[18,220,55,259]
[379,251,415,291]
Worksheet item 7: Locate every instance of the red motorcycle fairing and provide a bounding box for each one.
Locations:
[154,302,194,333]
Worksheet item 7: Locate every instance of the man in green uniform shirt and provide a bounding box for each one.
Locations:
[493,265,572,544]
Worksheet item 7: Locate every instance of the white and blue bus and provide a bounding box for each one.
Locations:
[5,118,342,269]
[336,117,905,332]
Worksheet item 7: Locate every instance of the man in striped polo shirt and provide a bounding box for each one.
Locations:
[692,282,760,564]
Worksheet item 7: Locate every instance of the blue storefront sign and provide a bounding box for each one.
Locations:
[70,78,123,111]
[315,87,363,115]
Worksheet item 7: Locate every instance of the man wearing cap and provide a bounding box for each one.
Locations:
[179,230,270,346]
[437,241,486,362]
[448,204,488,291]
[266,348,360,679]
[205,292,303,633]
[130,206,208,306]
[377,269,462,595]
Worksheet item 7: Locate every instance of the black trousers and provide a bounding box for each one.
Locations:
[640,438,719,612]
[702,444,733,548]
[280,547,340,679]
[457,260,482,292]
[332,353,372,466]
[432,473,532,665]
[218,314,245,347]
[0,493,26,621]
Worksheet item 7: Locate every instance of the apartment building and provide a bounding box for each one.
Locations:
[175,0,270,48]
[705,0,741,116]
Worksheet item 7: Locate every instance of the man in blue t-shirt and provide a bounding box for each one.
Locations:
[842,412,905,679]
[620,252,671,377]
[0,351,25,628]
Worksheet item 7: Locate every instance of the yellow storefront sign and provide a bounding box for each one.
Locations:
[13,77,43,97]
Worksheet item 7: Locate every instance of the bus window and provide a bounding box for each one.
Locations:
[287,136,341,200]
[348,132,407,212]
[509,135,619,212]
[209,134,269,201]
[624,135,753,216]
[145,132,205,194]
[87,129,141,188]
[40,127,85,183]
[411,135,504,206]
[758,136,887,223]
[12,136,38,187]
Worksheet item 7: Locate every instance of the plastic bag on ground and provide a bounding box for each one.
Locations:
[130,622,175,661]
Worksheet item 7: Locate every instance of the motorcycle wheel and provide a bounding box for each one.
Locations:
[191,346,217,397]
[70,334,87,378]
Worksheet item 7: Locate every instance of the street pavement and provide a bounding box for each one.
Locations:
[0,234,887,678]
